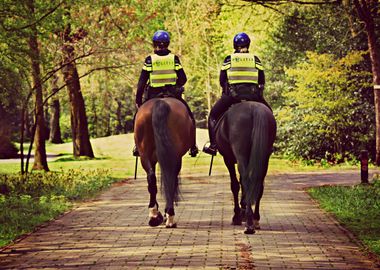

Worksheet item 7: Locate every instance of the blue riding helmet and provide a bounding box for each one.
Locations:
[233,32,251,49]
[152,30,170,47]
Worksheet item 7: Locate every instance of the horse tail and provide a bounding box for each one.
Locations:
[152,100,181,206]
[243,107,275,206]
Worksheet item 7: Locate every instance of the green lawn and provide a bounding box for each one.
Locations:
[0,129,358,177]
[309,181,380,259]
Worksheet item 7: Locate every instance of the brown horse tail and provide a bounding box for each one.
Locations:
[152,100,181,206]
[243,106,276,206]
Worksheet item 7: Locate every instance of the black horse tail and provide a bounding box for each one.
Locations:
[243,106,275,206]
[152,100,181,207]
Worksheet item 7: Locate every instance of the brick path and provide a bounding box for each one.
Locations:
[0,171,379,269]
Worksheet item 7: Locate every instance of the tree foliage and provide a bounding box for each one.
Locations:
[0,0,377,164]
[278,51,372,161]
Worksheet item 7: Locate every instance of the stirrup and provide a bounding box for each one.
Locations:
[203,144,217,156]
[189,145,199,157]
[132,146,139,157]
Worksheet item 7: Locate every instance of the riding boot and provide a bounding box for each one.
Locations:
[133,145,139,157]
[189,117,199,157]
[132,110,140,156]
[203,118,217,156]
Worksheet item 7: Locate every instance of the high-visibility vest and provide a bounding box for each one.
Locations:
[226,53,261,84]
[149,54,177,87]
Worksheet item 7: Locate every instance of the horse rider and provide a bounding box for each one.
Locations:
[133,30,199,157]
[203,32,272,156]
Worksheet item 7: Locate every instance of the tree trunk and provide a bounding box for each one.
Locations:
[115,99,123,134]
[28,0,49,171]
[353,0,380,164]
[49,75,63,144]
[368,26,380,165]
[61,27,94,158]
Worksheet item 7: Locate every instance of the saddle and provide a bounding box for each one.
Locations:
[144,85,184,101]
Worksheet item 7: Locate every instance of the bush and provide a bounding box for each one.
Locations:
[276,51,374,162]
[0,135,18,159]
[0,169,114,199]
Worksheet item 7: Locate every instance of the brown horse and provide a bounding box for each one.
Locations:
[134,97,195,228]
[216,101,276,234]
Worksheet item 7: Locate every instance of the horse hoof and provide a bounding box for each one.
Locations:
[232,215,242,225]
[165,223,177,228]
[244,226,255,235]
[165,214,177,228]
[148,212,164,227]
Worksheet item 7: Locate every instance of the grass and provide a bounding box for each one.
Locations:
[0,169,114,247]
[308,179,380,259]
[0,194,70,247]
[0,129,359,177]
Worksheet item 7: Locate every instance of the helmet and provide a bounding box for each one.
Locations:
[233,32,250,49]
[152,30,170,48]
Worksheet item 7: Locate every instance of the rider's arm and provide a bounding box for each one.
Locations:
[255,56,265,85]
[175,55,187,87]
[136,56,151,107]
[220,55,231,94]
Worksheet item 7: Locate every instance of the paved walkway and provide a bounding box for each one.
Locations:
[0,171,379,269]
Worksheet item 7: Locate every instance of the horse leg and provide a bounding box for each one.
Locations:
[164,206,177,228]
[164,175,178,229]
[164,165,180,229]
[244,205,255,234]
[239,176,247,222]
[147,166,164,227]
[253,184,264,229]
[225,160,242,225]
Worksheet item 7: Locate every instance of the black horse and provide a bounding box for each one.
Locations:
[216,101,276,234]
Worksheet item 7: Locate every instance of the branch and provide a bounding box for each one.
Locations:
[242,0,339,5]
[41,64,131,108]
[4,1,65,31]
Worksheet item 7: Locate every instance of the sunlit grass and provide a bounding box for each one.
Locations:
[0,129,359,177]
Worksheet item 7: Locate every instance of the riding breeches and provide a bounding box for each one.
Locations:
[209,94,240,123]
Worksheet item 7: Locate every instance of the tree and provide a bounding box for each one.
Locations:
[61,21,94,158]
[350,0,380,164]
[0,65,21,159]
[27,0,49,170]
[242,0,380,163]
[162,0,223,124]
[49,74,63,144]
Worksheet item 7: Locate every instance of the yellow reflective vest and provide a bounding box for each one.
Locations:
[146,54,177,88]
[224,53,263,84]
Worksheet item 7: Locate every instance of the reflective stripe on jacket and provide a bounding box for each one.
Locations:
[225,53,262,84]
[148,54,177,87]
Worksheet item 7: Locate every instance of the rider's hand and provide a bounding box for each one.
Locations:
[135,103,140,109]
